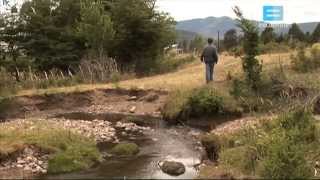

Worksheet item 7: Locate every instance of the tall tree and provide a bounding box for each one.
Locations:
[233,6,262,91]
[288,23,305,42]
[110,0,176,74]
[77,0,115,60]
[223,29,238,50]
[0,8,30,81]
[311,23,320,43]
[18,0,85,71]
[189,35,205,54]
[261,25,276,44]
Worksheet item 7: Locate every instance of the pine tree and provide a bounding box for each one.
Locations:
[233,6,262,91]
[311,23,320,43]
[261,25,276,44]
[288,23,305,42]
[223,29,238,50]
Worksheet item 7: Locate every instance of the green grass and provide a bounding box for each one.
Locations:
[110,143,139,156]
[200,108,318,179]
[0,120,102,174]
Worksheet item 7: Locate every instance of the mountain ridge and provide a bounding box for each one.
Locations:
[176,16,320,38]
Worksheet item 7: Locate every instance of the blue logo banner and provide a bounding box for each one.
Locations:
[263,6,283,21]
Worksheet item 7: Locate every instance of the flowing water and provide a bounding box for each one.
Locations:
[44,113,203,179]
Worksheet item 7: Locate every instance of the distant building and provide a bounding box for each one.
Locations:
[164,44,183,54]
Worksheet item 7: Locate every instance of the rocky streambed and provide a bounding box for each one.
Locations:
[44,114,204,179]
[0,89,207,179]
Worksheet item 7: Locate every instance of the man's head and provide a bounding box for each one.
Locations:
[208,38,213,44]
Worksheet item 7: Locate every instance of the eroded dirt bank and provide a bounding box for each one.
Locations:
[0,88,168,121]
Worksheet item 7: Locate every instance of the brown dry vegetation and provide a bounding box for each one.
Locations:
[15,52,292,97]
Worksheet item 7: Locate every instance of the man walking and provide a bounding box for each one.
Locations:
[201,38,219,83]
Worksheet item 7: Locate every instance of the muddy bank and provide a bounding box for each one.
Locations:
[0,88,167,121]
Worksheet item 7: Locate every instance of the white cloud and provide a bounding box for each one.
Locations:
[156,0,320,23]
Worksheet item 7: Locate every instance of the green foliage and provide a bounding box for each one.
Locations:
[163,86,241,122]
[259,137,312,179]
[110,0,176,74]
[311,23,320,43]
[220,146,258,175]
[217,109,316,178]
[0,0,176,76]
[0,120,101,174]
[259,42,290,54]
[260,26,276,44]
[292,44,320,72]
[155,54,196,74]
[189,35,205,54]
[18,0,85,71]
[223,29,238,51]
[162,89,192,122]
[233,6,262,91]
[48,142,100,174]
[288,23,306,42]
[77,0,115,59]
[187,87,224,117]
[110,142,139,156]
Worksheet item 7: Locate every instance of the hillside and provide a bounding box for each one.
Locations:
[176,16,320,38]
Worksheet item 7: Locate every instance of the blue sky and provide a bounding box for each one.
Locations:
[156,0,320,23]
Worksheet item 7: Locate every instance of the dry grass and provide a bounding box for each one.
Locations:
[15,53,292,97]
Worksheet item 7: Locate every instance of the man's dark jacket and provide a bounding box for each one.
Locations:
[201,45,218,64]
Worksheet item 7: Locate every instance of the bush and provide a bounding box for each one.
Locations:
[48,144,101,174]
[215,108,317,178]
[155,54,196,74]
[162,86,242,122]
[292,43,320,72]
[162,89,192,122]
[259,42,290,54]
[187,87,224,117]
[220,146,258,175]
[110,142,139,156]
[259,135,312,179]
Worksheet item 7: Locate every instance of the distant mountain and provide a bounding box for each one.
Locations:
[176,16,320,38]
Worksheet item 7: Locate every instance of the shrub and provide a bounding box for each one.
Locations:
[213,108,317,178]
[259,135,312,179]
[220,146,258,175]
[155,54,196,74]
[48,144,101,174]
[187,87,224,117]
[259,42,290,54]
[292,44,320,72]
[162,89,192,122]
[110,142,139,156]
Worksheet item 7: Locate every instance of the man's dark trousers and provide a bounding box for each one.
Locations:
[205,62,215,83]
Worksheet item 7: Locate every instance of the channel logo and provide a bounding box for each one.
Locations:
[263,6,283,21]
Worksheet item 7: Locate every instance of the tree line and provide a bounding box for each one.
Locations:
[0,0,176,80]
[178,22,320,53]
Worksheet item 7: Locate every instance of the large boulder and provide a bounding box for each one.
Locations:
[160,161,186,176]
[110,143,139,156]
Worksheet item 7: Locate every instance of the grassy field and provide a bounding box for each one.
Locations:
[15,52,292,97]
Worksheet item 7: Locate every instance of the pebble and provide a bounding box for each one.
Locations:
[129,106,137,113]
